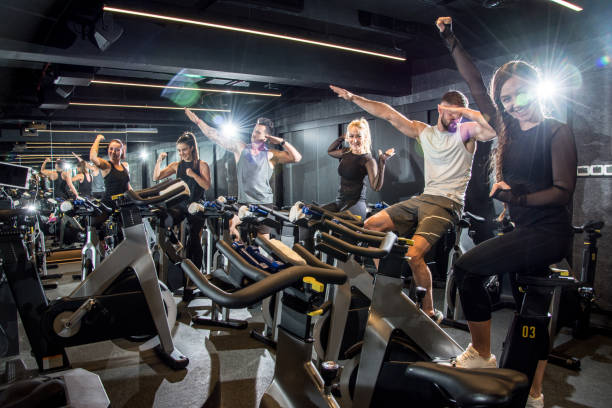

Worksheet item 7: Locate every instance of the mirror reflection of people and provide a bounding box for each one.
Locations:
[154,131,211,272]
[437,17,577,408]
[185,108,302,239]
[71,152,96,198]
[89,134,131,206]
[330,84,496,323]
[323,117,395,220]
[40,158,79,199]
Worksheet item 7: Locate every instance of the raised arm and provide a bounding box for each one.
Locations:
[267,135,302,164]
[491,125,577,207]
[328,136,347,159]
[72,152,98,173]
[153,152,178,181]
[330,85,426,139]
[437,105,497,142]
[40,158,57,179]
[436,17,499,127]
[185,108,245,154]
[90,134,110,170]
[365,148,395,191]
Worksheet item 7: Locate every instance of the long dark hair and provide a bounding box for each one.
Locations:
[490,60,541,183]
[176,131,199,169]
[77,161,88,175]
[490,60,541,218]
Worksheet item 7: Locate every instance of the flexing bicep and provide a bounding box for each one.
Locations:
[328,137,346,158]
[95,157,110,170]
[462,121,496,142]
[270,149,295,165]
[156,162,178,181]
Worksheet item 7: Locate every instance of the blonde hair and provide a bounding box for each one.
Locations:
[346,118,372,154]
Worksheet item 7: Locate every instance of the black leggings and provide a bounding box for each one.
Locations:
[453,225,571,322]
[185,214,205,270]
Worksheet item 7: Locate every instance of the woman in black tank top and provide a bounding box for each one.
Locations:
[153,132,211,274]
[40,158,78,199]
[323,118,395,220]
[89,135,131,203]
[71,157,93,198]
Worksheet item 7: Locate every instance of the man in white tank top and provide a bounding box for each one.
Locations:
[330,85,496,321]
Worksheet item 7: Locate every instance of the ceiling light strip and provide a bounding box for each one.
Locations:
[548,0,583,11]
[30,129,155,134]
[91,79,282,97]
[69,102,230,112]
[103,6,406,61]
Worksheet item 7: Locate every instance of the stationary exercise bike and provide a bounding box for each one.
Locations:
[60,197,113,281]
[0,178,190,372]
[249,210,528,407]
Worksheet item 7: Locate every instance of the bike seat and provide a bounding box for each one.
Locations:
[405,362,528,407]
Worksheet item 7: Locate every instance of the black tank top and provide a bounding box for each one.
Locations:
[337,152,371,202]
[177,160,206,202]
[53,173,72,199]
[503,119,571,229]
[79,173,93,197]
[104,164,130,199]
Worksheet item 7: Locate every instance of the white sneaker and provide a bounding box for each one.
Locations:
[455,343,497,368]
[526,393,544,408]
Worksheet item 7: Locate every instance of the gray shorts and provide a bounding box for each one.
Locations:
[385,194,462,246]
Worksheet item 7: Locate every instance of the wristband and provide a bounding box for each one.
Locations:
[280,140,286,147]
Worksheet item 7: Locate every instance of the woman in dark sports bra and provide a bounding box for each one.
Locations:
[154,131,211,273]
[89,135,131,204]
[323,117,395,220]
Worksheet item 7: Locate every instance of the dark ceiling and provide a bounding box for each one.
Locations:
[0,0,606,165]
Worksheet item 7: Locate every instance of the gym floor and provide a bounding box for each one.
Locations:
[2,261,612,408]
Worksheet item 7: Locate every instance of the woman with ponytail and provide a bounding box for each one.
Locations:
[154,131,211,273]
[436,17,577,408]
[90,135,132,204]
[324,117,395,220]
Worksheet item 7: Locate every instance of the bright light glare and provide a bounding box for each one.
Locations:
[140,150,149,160]
[62,163,72,171]
[221,123,238,138]
[536,80,557,100]
[548,0,583,12]
[26,204,37,212]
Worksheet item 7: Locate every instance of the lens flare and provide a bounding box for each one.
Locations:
[516,92,535,107]
[597,55,610,68]
[221,123,238,138]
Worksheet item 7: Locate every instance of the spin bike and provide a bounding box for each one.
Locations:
[0,179,190,372]
[262,224,529,407]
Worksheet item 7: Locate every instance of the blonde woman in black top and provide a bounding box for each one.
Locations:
[323,118,395,220]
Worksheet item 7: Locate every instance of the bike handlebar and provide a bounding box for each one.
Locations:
[180,243,346,309]
[317,230,397,259]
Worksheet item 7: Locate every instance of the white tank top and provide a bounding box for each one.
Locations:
[419,124,473,206]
